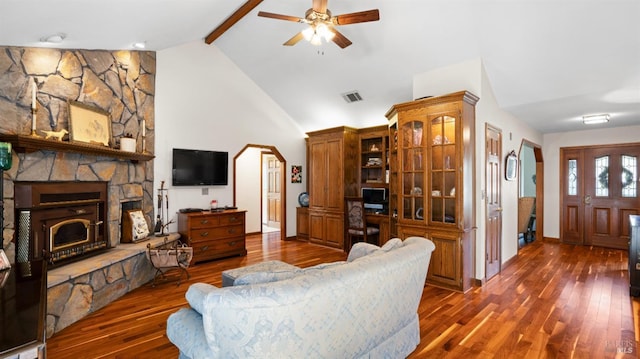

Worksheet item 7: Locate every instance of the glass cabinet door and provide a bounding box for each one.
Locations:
[399,120,425,221]
[430,115,457,224]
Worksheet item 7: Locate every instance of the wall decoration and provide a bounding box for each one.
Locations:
[68,101,112,147]
[291,165,302,183]
[505,150,518,181]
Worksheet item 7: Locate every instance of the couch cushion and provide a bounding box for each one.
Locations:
[222,260,299,287]
[381,238,403,251]
[233,270,300,286]
[346,242,380,262]
[347,238,404,262]
[186,283,218,315]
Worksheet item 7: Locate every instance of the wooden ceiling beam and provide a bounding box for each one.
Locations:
[205,0,263,44]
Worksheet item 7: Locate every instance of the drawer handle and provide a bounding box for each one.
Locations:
[229,217,238,222]
[200,220,210,225]
[200,231,209,237]
[227,229,236,234]
[200,246,209,252]
[229,241,236,247]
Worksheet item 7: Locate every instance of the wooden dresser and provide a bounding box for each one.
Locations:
[177,210,247,264]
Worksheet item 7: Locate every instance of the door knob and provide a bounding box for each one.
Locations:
[584,194,591,205]
[496,207,503,212]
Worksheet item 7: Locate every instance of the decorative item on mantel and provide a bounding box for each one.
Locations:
[120,133,136,152]
[141,118,146,153]
[30,78,40,138]
[68,101,112,147]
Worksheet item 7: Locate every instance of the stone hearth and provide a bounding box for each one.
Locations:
[46,233,179,337]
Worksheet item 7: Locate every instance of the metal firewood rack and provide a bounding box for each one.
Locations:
[146,238,193,286]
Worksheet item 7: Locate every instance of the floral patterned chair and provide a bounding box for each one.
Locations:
[344,196,380,251]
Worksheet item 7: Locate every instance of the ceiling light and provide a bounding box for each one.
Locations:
[132,42,146,49]
[40,33,66,43]
[302,21,335,46]
[582,114,610,125]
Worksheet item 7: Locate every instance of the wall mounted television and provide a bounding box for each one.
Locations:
[172,148,229,186]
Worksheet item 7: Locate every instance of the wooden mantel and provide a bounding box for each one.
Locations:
[0,134,154,162]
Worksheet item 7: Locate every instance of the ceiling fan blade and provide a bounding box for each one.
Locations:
[331,29,352,49]
[258,11,304,22]
[333,9,380,25]
[283,32,305,46]
[205,0,263,44]
[312,0,328,13]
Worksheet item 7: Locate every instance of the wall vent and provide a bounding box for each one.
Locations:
[342,91,363,103]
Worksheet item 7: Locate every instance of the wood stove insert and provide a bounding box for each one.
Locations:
[14,182,108,266]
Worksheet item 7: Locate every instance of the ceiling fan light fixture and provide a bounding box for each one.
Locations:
[316,23,331,39]
[310,33,323,46]
[583,114,610,125]
[302,26,314,41]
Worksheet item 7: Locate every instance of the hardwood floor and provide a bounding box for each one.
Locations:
[47,234,639,358]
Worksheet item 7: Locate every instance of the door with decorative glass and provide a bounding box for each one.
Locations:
[561,144,640,249]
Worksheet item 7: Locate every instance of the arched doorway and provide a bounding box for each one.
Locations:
[233,144,286,241]
[518,140,543,249]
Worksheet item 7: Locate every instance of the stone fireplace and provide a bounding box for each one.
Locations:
[0,46,156,261]
[0,46,159,336]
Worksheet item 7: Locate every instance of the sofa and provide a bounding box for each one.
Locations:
[166,236,436,359]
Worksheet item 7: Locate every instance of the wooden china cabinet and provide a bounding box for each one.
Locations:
[386,91,478,292]
[306,126,359,249]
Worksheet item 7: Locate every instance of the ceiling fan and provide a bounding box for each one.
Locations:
[257,0,380,48]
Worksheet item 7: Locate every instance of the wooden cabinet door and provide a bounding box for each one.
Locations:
[325,138,344,211]
[309,211,325,243]
[325,213,344,247]
[427,230,461,289]
[309,140,328,209]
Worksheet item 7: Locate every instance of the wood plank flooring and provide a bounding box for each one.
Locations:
[47,234,639,358]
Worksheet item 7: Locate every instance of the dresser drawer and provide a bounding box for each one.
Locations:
[190,216,220,229]
[192,237,246,262]
[189,224,244,242]
[219,214,245,226]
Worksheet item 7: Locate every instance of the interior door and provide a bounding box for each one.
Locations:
[561,144,639,249]
[485,124,502,280]
[266,155,281,228]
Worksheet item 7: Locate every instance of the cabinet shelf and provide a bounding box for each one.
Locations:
[0,134,154,162]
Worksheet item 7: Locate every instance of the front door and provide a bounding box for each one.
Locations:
[485,124,502,280]
[561,143,640,249]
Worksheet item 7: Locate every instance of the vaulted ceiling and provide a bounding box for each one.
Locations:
[1,0,638,133]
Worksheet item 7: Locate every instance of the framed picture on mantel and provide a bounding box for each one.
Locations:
[68,101,112,147]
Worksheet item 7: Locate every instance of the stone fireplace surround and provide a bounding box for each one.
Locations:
[0,46,162,336]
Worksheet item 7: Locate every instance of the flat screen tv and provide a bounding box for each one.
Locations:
[172,148,228,186]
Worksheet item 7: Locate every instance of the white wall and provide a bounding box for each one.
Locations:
[542,125,640,238]
[413,58,543,280]
[519,144,536,197]
[155,41,307,237]
[236,147,262,233]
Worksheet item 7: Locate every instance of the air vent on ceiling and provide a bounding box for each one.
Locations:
[342,91,363,103]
